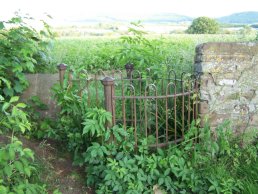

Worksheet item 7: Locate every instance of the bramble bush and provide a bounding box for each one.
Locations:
[0,13,54,193]
[0,12,53,98]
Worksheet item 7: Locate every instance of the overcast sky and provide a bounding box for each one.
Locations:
[1,0,258,23]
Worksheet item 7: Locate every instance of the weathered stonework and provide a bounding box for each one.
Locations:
[21,73,59,118]
[195,42,258,132]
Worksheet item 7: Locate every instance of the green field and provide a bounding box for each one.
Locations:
[50,34,255,73]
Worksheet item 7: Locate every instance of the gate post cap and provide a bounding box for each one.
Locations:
[57,63,68,70]
[101,76,114,86]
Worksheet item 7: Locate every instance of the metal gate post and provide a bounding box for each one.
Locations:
[57,63,67,88]
[101,77,115,128]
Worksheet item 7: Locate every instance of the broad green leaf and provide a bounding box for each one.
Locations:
[25,61,35,72]
[16,103,26,108]
[9,148,15,160]
[14,161,24,173]
[24,167,31,177]
[23,148,34,160]
[4,165,13,177]
[0,185,8,193]
[0,77,11,88]
[14,81,24,93]
[10,96,19,103]
[2,102,10,111]
[3,88,14,97]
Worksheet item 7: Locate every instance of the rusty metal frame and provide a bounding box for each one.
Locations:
[58,64,199,148]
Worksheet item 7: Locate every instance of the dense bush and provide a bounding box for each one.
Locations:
[0,96,47,193]
[0,13,53,193]
[187,17,219,34]
[0,13,53,97]
[82,117,257,194]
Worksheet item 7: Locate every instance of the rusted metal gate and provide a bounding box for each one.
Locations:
[58,63,199,148]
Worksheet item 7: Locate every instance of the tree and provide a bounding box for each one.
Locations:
[187,17,219,34]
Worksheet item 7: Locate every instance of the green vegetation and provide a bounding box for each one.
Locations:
[0,96,47,193]
[1,13,257,194]
[187,17,219,34]
[0,14,54,193]
[49,57,258,193]
[0,13,52,97]
[84,118,257,193]
[50,34,255,73]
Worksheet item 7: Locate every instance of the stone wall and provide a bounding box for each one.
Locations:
[21,73,59,118]
[195,42,258,132]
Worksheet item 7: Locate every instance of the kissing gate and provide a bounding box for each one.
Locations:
[57,63,199,148]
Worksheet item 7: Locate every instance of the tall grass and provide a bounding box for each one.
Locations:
[49,34,255,73]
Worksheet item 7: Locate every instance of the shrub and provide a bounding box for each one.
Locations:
[0,13,53,97]
[0,96,47,194]
[187,17,219,34]
[82,117,258,193]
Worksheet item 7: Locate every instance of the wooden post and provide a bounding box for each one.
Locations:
[101,77,115,127]
[57,63,67,88]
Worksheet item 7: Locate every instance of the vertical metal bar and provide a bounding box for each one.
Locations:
[122,76,126,129]
[139,76,143,131]
[132,87,137,147]
[57,64,67,88]
[86,79,90,106]
[68,70,73,87]
[155,88,158,148]
[165,84,169,144]
[144,87,148,139]
[95,74,99,106]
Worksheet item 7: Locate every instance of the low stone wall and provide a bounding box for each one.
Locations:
[195,42,258,132]
[21,73,59,118]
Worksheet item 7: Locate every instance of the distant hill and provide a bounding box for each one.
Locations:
[70,13,193,24]
[143,13,192,23]
[218,11,258,24]
[66,11,258,25]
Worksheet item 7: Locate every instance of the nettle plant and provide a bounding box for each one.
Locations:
[0,12,53,97]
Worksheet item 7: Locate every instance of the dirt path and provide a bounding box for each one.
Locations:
[0,136,93,194]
